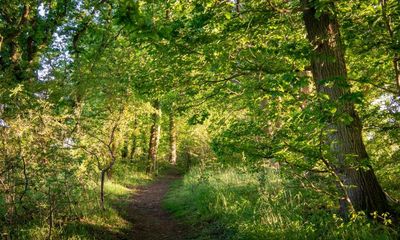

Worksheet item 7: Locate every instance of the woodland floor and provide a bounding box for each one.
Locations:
[115,171,191,240]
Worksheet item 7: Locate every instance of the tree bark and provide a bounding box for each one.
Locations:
[236,0,241,14]
[301,0,389,215]
[129,117,138,160]
[147,100,161,174]
[169,106,177,165]
[100,170,106,210]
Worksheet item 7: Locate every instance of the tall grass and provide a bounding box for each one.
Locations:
[164,166,398,240]
[14,163,152,239]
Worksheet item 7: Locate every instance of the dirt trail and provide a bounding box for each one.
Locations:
[123,174,189,240]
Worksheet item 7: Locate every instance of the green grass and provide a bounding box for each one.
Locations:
[13,163,152,240]
[14,183,132,240]
[164,166,398,240]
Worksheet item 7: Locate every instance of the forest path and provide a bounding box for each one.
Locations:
[122,171,189,240]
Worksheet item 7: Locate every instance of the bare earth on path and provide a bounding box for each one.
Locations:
[122,174,190,240]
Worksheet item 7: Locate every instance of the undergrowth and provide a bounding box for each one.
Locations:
[164,166,398,240]
[13,163,152,239]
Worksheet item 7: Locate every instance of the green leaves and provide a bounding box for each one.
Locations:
[224,12,232,20]
[9,84,25,97]
[188,110,210,125]
[1,0,399,237]
[115,0,140,25]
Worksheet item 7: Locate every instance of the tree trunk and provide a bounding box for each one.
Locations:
[106,169,113,180]
[169,106,177,165]
[301,0,389,215]
[129,117,138,160]
[100,170,106,210]
[147,100,161,174]
[235,0,241,14]
[392,56,400,95]
[121,139,129,159]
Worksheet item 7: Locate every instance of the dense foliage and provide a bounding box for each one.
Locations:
[1,0,399,239]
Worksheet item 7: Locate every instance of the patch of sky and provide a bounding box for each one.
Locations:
[38,3,48,17]
[37,27,73,82]
[0,119,9,128]
[63,137,75,148]
[371,94,400,113]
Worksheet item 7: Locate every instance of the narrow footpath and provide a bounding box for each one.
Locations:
[123,174,189,240]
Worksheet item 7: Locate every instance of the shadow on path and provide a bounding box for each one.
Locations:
[115,172,190,240]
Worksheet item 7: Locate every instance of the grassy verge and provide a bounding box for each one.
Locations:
[164,166,398,240]
[15,163,152,240]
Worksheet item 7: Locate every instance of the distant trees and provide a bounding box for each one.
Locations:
[169,105,177,165]
[147,100,162,174]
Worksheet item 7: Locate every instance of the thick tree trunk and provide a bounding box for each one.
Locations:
[301,0,389,215]
[147,100,161,174]
[169,107,177,165]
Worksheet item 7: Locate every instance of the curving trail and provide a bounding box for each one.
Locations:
[124,174,189,240]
